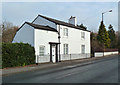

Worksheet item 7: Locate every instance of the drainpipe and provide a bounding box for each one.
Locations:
[70,54,71,60]
[36,55,38,65]
[58,25,61,62]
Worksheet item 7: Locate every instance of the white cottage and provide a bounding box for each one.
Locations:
[13,15,91,63]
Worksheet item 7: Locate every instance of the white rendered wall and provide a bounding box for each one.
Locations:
[12,23,34,47]
[32,16,57,29]
[95,51,119,57]
[34,29,58,56]
[36,55,50,63]
[58,25,91,58]
[61,54,90,61]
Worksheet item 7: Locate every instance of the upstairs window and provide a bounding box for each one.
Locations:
[63,28,68,36]
[81,32,85,39]
[63,44,68,54]
[39,46,45,56]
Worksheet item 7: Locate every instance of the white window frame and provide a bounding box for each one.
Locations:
[63,28,68,36]
[81,45,85,54]
[63,44,68,54]
[81,32,85,39]
[39,46,45,56]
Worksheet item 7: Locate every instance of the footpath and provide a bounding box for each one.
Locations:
[1,55,116,76]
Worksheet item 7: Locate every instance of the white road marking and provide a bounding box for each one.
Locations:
[55,71,80,79]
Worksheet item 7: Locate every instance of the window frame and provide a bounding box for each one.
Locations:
[81,45,85,54]
[39,45,45,56]
[81,32,85,39]
[63,28,68,36]
[63,44,68,54]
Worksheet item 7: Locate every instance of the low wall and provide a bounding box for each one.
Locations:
[61,53,91,61]
[36,53,91,63]
[36,55,50,63]
[95,51,119,57]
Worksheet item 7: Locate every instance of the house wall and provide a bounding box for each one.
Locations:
[32,16,91,59]
[58,25,91,58]
[32,16,57,29]
[12,23,34,47]
[34,29,58,63]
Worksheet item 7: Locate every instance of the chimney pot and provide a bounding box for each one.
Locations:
[68,16,77,26]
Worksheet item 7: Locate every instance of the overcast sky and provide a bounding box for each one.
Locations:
[2,2,118,32]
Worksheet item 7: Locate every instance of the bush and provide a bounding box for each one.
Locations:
[118,46,120,53]
[2,43,35,68]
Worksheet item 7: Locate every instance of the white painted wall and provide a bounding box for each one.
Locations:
[61,54,71,61]
[36,55,50,63]
[95,52,103,57]
[95,51,119,57]
[34,29,58,62]
[32,16,57,29]
[12,23,34,47]
[61,53,90,61]
[58,25,91,58]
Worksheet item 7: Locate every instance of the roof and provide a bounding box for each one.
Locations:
[49,42,60,44]
[17,22,58,32]
[33,14,90,32]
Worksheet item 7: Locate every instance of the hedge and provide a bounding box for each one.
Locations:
[2,43,35,68]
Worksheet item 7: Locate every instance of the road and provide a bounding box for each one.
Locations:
[2,55,119,83]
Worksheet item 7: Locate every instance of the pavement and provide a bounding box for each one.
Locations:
[2,54,119,83]
[2,55,117,76]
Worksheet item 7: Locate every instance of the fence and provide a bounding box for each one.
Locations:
[36,53,91,63]
[61,53,91,61]
[36,54,50,63]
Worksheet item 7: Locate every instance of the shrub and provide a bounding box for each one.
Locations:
[2,43,35,68]
[118,46,120,53]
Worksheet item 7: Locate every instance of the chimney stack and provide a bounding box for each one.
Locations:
[68,16,77,26]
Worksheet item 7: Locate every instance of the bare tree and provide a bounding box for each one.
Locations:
[2,20,13,30]
[1,21,18,43]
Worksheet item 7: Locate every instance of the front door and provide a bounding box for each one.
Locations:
[52,45,56,63]
[50,44,58,63]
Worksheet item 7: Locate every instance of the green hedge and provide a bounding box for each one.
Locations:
[2,43,35,68]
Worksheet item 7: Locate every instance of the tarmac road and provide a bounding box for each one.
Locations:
[2,55,119,83]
